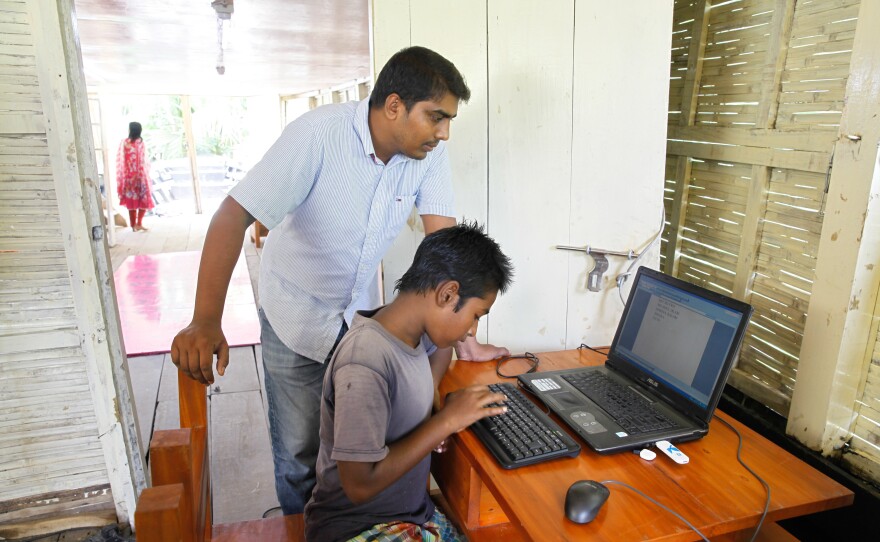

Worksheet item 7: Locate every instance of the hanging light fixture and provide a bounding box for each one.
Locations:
[211,0,234,75]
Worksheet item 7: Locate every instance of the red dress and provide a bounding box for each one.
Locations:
[116,138,154,210]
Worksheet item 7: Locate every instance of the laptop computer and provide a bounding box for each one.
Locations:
[517,266,753,454]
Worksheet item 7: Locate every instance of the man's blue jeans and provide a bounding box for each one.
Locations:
[259,309,346,515]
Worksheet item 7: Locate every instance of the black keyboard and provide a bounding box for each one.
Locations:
[562,372,675,435]
[470,383,580,469]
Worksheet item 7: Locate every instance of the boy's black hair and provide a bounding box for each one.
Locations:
[396,221,513,310]
[128,122,142,140]
[369,46,471,111]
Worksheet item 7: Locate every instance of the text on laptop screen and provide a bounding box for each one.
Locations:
[614,274,743,409]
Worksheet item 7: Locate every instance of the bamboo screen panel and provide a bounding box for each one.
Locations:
[777,0,859,131]
[676,158,748,295]
[743,167,825,398]
[662,0,859,415]
[693,0,774,128]
[845,331,880,483]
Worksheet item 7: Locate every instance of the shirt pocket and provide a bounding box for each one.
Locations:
[385,195,418,239]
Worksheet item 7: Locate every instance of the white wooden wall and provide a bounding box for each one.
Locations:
[374,0,673,352]
[0,0,143,530]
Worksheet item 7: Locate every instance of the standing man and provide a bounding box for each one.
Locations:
[171,46,508,515]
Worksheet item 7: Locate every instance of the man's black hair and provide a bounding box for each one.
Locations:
[396,221,513,310]
[128,122,142,140]
[369,46,471,111]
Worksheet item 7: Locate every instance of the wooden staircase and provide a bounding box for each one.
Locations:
[134,372,304,541]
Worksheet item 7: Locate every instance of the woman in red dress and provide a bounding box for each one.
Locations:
[116,122,154,231]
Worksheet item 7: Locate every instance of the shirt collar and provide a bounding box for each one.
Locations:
[353,98,413,166]
[353,98,377,159]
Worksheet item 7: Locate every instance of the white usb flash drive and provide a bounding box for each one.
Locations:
[655,440,689,464]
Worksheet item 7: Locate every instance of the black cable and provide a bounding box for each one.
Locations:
[600,480,711,542]
[495,352,539,378]
[261,506,281,519]
[714,414,771,542]
[577,343,608,356]
[515,379,551,415]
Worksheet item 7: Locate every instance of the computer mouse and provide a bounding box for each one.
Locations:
[564,479,610,524]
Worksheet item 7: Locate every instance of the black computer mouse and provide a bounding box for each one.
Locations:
[565,479,610,524]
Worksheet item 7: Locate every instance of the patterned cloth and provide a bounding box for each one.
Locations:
[116,138,154,210]
[346,508,466,542]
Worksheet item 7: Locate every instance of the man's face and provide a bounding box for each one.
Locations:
[393,92,460,160]
[429,289,497,349]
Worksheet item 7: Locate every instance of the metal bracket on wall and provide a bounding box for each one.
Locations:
[556,245,640,292]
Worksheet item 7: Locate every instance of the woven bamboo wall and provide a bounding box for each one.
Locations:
[662,0,859,415]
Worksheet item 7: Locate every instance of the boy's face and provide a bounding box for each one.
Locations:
[392,92,459,160]
[429,289,498,348]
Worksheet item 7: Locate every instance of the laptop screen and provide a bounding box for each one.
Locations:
[610,271,748,410]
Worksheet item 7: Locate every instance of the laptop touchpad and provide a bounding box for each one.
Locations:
[548,390,585,410]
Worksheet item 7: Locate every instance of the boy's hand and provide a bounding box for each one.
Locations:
[439,385,507,434]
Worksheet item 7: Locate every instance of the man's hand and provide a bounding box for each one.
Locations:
[454,334,510,361]
[170,319,229,385]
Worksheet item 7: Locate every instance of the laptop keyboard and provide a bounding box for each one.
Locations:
[469,383,581,469]
[562,372,676,435]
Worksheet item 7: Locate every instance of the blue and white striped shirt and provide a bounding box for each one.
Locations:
[229,99,455,361]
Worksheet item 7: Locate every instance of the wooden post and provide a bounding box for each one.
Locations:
[181,95,202,214]
[664,0,710,275]
[134,484,186,542]
[96,94,116,247]
[732,0,796,300]
[179,369,208,429]
[177,372,212,538]
[788,0,880,453]
[150,430,197,542]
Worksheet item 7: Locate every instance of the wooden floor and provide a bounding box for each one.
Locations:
[109,214,278,525]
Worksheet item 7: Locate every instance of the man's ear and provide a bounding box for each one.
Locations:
[384,93,404,120]
[436,280,461,309]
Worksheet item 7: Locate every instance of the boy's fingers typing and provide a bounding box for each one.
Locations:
[442,386,509,433]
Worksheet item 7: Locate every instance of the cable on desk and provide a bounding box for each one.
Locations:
[515,379,551,415]
[495,352,539,379]
[577,343,608,356]
[600,480,710,542]
[714,414,771,542]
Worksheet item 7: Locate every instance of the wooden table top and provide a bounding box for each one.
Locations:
[438,349,854,541]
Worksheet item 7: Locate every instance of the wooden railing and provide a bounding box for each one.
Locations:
[134,372,304,541]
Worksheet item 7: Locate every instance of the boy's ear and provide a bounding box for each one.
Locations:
[436,280,461,308]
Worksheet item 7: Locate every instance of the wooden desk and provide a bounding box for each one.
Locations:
[433,349,854,541]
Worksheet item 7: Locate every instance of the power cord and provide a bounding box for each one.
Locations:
[495,352,539,378]
[577,343,609,357]
[600,480,711,542]
[615,206,666,305]
[515,379,552,415]
[261,506,281,518]
[714,414,771,542]
[601,417,770,541]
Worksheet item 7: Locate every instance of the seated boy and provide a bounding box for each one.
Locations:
[304,222,514,541]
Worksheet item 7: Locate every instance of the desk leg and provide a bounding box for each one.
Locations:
[250,221,268,248]
[432,439,528,541]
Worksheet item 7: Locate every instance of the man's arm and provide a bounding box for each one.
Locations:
[336,385,506,504]
[421,214,455,235]
[171,196,255,384]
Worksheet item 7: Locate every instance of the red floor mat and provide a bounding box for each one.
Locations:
[114,251,260,356]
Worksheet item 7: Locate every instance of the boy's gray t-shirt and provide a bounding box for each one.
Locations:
[304,309,435,542]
